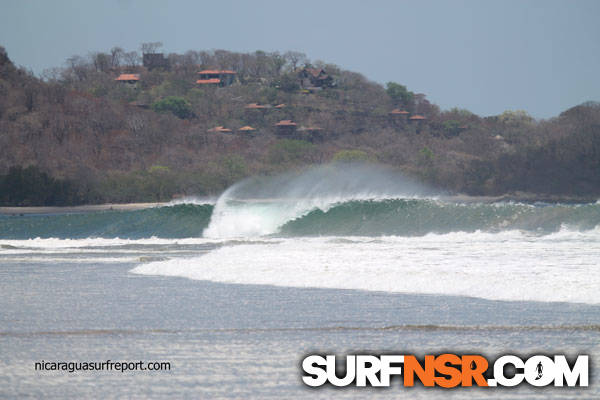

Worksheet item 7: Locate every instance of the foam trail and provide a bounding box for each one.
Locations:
[204,164,433,238]
[166,196,218,206]
[0,237,220,249]
[133,229,600,304]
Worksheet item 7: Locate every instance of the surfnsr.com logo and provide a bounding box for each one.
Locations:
[301,354,589,388]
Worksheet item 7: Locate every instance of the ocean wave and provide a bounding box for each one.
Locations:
[0,204,213,239]
[202,165,600,238]
[2,199,600,239]
[203,196,600,239]
[278,199,600,237]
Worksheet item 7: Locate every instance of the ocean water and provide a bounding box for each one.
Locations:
[1,166,599,398]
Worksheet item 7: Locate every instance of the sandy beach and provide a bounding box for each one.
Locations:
[0,202,166,215]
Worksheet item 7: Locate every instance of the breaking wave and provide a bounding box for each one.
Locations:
[2,198,600,240]
[203,165,600,238]
[279,199,600,236]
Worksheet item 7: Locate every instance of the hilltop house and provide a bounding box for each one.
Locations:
[274,120,297,137]
[244,103,267,122]
[208,126,232,134]
[238,126,256,135]
[197,70,236,86]
[409,114,426,133]
[115,73,140,86]
[389,108,410,126]
[389,108,410,117]
[409,115,426,122]
[244,103,267,110]
[298,68,333,89]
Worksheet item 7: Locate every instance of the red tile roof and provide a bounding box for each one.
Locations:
[238,126,256,131]
[275,120,297,126]
[389,109,410,115]
[274,103,286,108]
[208,126,232,133]
[115,73,140,81]
[245,103,266,109]
[409,115,426,120]
[196,79,221,84]
[306,68,324,78]
[197,70,236,74]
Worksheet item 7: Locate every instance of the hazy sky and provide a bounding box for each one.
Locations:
[1,0,599,118]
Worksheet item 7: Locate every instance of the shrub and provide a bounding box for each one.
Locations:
[386,82,414,108]
[268,139,314,165]
[332,149,371,163]
[0,165,81,206]
[442,120,462,137]
[275,73,300,93]
[151,96,193,119]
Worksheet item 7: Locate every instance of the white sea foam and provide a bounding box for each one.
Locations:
[204,196,366,238]
[0,237,218,249]
[132,229,600,304]
[165,196,218,206]
[2,256,143,263]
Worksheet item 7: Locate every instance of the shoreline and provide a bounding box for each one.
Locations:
[0,202,167,215]
[0,193,597,216]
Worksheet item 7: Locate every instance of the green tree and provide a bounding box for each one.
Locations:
[0,166,80,206]
[332,149,372,163]
[498,110,534,125]
[276,73,300,92]
[442,120,462,137]
[151,96,193,119]
[418,147,434,167]
[386,82,414,108]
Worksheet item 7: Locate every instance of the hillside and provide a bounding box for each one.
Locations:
[0,45,599,205]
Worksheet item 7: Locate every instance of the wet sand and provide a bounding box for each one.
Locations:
[0,203,166,215]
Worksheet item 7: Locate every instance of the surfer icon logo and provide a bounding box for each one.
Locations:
[535,361,543,380]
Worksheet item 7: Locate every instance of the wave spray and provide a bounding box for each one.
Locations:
[203,164,433,238]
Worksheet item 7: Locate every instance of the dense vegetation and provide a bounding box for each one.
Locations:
[0,44,599,205]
